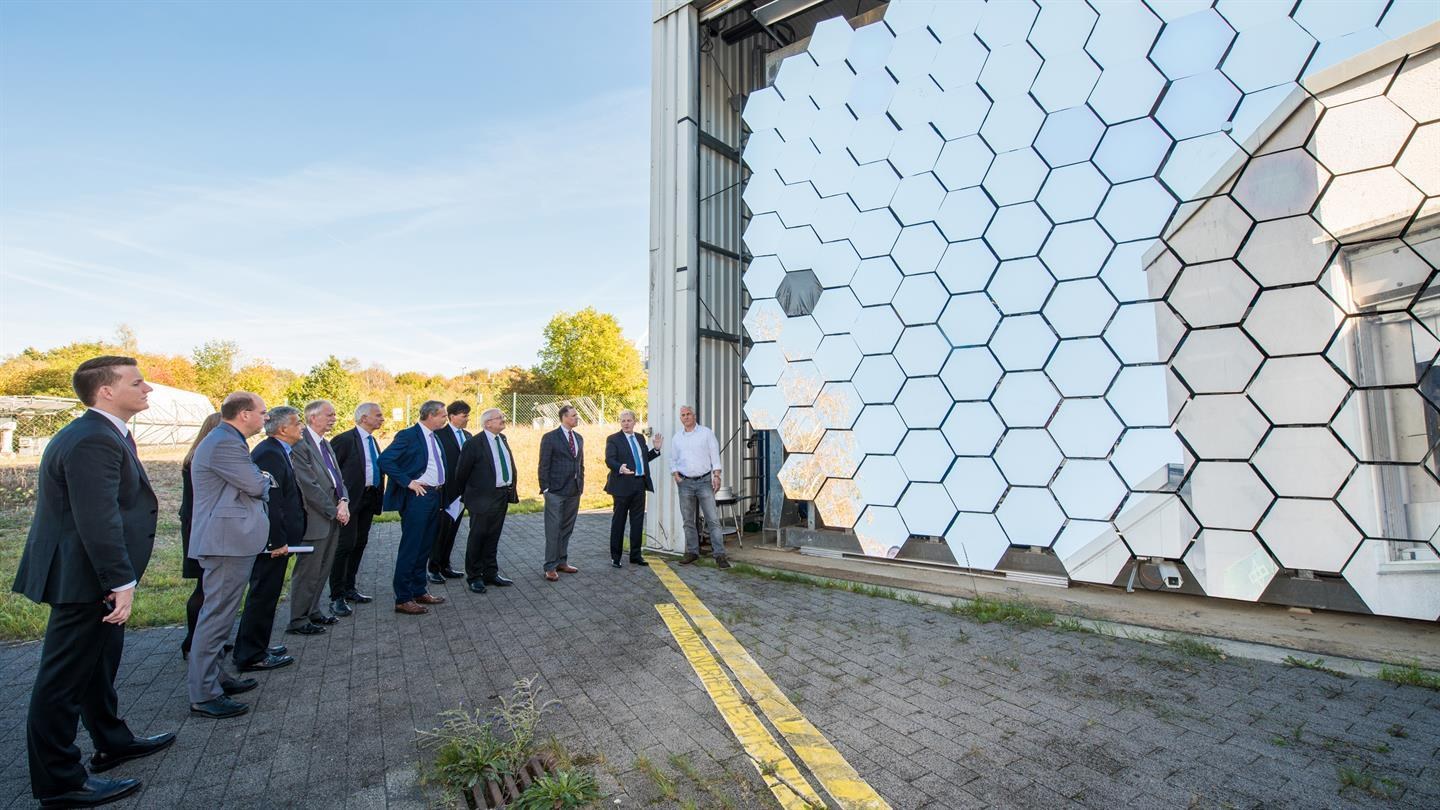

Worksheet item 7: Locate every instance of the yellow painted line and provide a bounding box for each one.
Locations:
[652,563,891,810]
[656,603,824,809]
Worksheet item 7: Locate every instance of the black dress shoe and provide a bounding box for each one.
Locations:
[238,653,294,672]
[441,567,464,579]
[309,614,339,625]
[268,644,288,656]
[39,775,141,808]
[467,580,487,594]
[89,732,177,773]
[190,696,249,719]
[221,677,258,696]
[630,557,650,566]
[286,623,326,636]
[346,590,373,603]
[485,575,514,587]
[426,571,445,585]
[330,598,353,617]
[611,559,622,568]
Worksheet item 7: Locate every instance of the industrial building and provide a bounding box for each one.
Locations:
[647,0,1440,620]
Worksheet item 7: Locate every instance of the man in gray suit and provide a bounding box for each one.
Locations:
[187,392,273,719]
[288,399,350,635]
[538,405,584,581]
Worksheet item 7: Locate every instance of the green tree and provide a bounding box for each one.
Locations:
[285,355,360,415]
[191,339,239,402]
[537,307,647,413]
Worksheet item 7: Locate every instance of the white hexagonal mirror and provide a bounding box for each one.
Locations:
[848,160,900,211]
[1037,163,1109,224]
[1247,355,1349,425]
[978,42,1042,99]
[1236,216,1336,288]
[943,457,1009,512]
[1251,427,1355,498]
[1088,58,1166,125]
[855,454,906,506]
[944,512,1013,570]
[814,382,863,430]
[1243,286,1343,357]
[1044,278,1118,338]
[779,360,823,406]
[894,376,953,430]
[814,429,863,478]
[936,239,999,293]
[994,429,1063,486]
[898,482,958,537]
[1185,460,1274,530]
[1155,70,1241,141]
[934,187,997,242]
[941,401,1006,456]
[1045,338,1121,397]
[980,94,1045,152]
[1338,463,1440,542]
[1039,220,1115,280]
[991,371,1060,428]
[1326,312,1439,388]
[985,202,1051,260]
[1341,539,1440,622]
[1052,459,1127,520]
[933,135,994,191]
[851,305,903,354]
[1115,491,1198,558]
[1169,261,1259,328]
[1097,178,1177,242]
[850,256,902,307]
[1035,105,1105,167]
[850,208,902,259]
[894,324,952,377]
[854,505,909,557]
[852,354,906,404]
[1112,427,1186,491]
[778,406,824,453]
[1049,398,1123,458]
[1151,8,1234,80]
[896,429,956,482]
[743,386,788,431]
[938,293,1002,346]
[777,315,823,361]
[812,334,862,381]
[1172,327,1263,393]
[1053,520,1129,584]
[811,287,862,335]
[1257,498,1362,572]
[1184,529,1279,601]
[1221,18,1315,93]
[1094,118,1173,184]
[1174,394,1269,460]
[988,258,1055,315]
[983,148,1049,207]
[889,173,946,227]
[853,404,907,455]
[891,273,949,325]
[1032,50,1102,112]
[777,452,824,500]
[743,342,785,386]
[1107,365,1173,427]
[892,223,948,275]
[1332,388,1439,464]
[814,478,862,529]
[940,347,1004,400]
[995,486,1067,547]
[990,314,1058,371]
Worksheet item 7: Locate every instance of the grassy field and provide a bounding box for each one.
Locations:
[0,423,619,641]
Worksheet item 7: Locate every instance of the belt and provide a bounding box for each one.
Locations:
[680,473,711,481]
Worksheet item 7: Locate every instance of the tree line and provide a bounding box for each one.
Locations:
[0,308,647,427]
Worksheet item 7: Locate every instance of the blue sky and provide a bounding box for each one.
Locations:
[0,0,652,375]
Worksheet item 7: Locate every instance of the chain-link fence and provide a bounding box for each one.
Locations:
[0,396,83,456]
[488,394,639,429]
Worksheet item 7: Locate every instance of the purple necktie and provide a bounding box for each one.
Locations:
[317,437,343,500]
[428,431,446,485]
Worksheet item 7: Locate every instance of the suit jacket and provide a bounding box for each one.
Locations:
[188,422,270,558]
[538,427,584,497]
[12,410,159,604]
[291,433,343,541]
[251,437,306,551]
[451,430,520,508]
[331,427,385,513]
[378,423,445,513]
[604,431,661,496]
[435,425,469,490]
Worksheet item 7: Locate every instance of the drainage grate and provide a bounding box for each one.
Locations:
[460,753,560,809]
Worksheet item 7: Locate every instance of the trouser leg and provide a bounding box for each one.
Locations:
[182,572,204,653]
[679,480,701,555]
[234,553,288,666]
[189,556,253,704]
[628,490,647,559]
[27,603,116,797]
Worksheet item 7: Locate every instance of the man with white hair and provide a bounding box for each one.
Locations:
[450,407,519,593]
[287,399,350,634]
[603,410,662,568]
[670,405,728,568]
[328,402,386,615]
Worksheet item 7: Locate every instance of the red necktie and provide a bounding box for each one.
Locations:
[567,430,576,457]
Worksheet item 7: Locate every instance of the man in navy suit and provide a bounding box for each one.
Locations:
[450,407,519,593]
[428,400,471,583]
[538,405,584,581]
[12,356,173,807]
[234,406,302,673]
[379,400,451,614]
[603,410,662,568]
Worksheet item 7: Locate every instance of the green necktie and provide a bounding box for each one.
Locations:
[496,435,510,484]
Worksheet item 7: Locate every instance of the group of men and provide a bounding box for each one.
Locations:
[11,355,732,807]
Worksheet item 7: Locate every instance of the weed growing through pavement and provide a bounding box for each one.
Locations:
[633,755,677,801]
[1282,655,1351,679]
[1378,662,1440,690]
[510,770,600,809]
[948,595,1055,627]
[1386,724,1408,738]
[1164,635,1226,662]
[1337,764,1404,799]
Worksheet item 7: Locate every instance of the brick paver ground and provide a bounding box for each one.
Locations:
[1,513,1436,809]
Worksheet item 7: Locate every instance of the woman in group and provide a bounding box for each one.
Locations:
[178,412,223,658]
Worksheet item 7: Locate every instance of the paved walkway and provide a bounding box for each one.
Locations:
[1,513,1436,808]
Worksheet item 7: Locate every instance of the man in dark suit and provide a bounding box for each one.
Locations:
[450,407,518,593]
[428,400,471,583]
[287,399,350,634]
[12,356,174,807]
[604,410,663,568]
[235,406,302,673]
[328,402,385,616]
[538,404,584,581]
[379,400,451,614]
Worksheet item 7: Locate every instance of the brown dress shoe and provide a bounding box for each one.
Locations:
[544,570,560,581]
[679,553,699,564]
[416,593,447,605]
[394,601,429,615]
[557,564,579,574]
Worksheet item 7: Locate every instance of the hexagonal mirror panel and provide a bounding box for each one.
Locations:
[1184,530,1279,601]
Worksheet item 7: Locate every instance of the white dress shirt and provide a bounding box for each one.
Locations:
[670,424,721,477]
[95,408,137,592]
[306,426,340,492]
[357,426,377,487]
[487,430,513,486]
[416,425,443,487]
